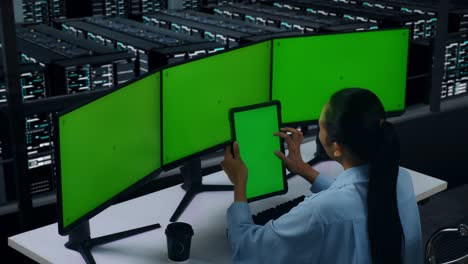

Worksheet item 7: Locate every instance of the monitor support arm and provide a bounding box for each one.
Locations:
[65,220,161,264]
[170,158,233,222]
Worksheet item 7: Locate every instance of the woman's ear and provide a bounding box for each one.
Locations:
[332,142,344,159]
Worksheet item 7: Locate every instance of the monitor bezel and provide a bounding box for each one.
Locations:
[55,72,164,236]
[270,27,410,127]
[229,100,288,203]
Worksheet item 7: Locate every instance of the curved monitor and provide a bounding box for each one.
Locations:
[56,72,162,235]
[272,28,409,125]
[162,41,272,169]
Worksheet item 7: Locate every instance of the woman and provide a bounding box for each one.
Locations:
[221,88,422,264]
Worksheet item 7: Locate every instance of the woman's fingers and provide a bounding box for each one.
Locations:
[274,131,294,146]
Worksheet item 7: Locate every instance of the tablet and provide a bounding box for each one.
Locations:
[229,101,287,202]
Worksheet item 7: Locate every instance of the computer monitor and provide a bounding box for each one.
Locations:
[56,71,162,236]
[162,41,272,169]
[272,28,409,125]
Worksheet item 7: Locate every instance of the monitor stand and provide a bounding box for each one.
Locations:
[65,220,161,264]
[170,158,233,222]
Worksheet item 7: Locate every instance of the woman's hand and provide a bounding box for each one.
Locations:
[274,128,319,183]
[221,142,248,202]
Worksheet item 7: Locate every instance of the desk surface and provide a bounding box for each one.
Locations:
[9,141,447,264]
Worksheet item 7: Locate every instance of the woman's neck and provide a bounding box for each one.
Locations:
[340,159,367,170]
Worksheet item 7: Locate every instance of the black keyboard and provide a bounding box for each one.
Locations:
[252,195,306,225]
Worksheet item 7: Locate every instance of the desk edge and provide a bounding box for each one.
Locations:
[416,182,448,202]
[8,237,53,264]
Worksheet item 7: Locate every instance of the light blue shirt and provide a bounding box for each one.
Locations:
[227,165,423,264]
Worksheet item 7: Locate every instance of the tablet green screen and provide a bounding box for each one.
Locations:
[232,103,286,201]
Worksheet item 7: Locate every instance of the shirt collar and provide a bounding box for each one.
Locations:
[330,164,369,188]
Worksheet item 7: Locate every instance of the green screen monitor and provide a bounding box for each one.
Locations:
[56,72,162,235]
[272,28,409,125]
[162,41,272,169]
[230,101,287,202]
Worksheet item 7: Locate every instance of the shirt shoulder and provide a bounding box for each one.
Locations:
[302,183,368,225]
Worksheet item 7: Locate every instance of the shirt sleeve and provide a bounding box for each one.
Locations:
[310,173,334,193]
[397,168,424,264]
[227,201,324,264]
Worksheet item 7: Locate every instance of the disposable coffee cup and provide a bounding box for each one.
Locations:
[165,222,194,262]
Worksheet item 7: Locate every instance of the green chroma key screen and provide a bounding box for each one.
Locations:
[231,102,286,201]
[162,41,272,166]
[272,29,409,124]
[59,72,162,231]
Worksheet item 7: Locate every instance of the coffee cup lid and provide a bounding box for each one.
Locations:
[165,222,194,236]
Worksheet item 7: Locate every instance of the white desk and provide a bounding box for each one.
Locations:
[9,141,447,264]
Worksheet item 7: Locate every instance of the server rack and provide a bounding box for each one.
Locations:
[16,24,137,95]
[449,9,468,33]
[22,0,67,24]
[48,0,67,21]
[91,0,167,17]
[211,5,325,33]
[142,11,257,46]
[441,33,468,99]
[171,9,285,35]
[58,17,225,72]
[87,16,225,67]
[218,3,377,32]
[399,32,468,102]
[22,0,50,24]
[107,18,225,59]
[136,0,167,14]
[88,16,224,46]
[182,0,201,10]
[92,0,128,16]
[334,0,468,34]
[0,59,53,198]
[188,0,238,10]
[0,63,47,104]
[335,0,438,15]
[59,19,163,74]
[269,0,436,39]
[203,0,238,6]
